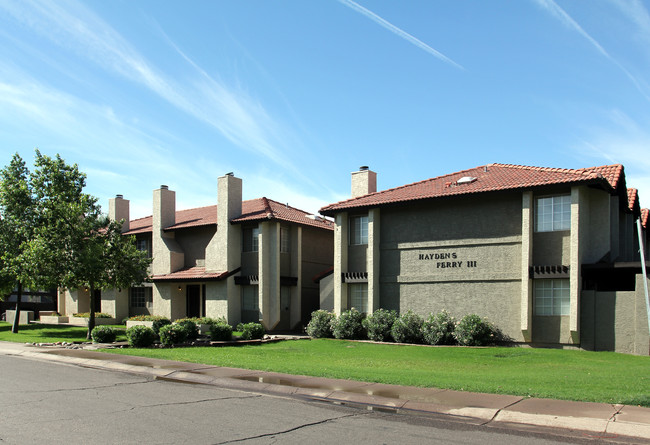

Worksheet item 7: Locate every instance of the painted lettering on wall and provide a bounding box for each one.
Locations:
[418,252,478,269]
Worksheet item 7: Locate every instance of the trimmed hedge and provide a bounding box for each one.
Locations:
[240,322,265,340]
[422,310,456,346]
[126,325,156,347]
[175,319,199,340]
[454,314,495,346]
[158,324,188,346]
[210,323,233,341]
[91,326,116,343]
[391,310,424,344]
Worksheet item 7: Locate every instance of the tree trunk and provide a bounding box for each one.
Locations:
[11,282,23,334]
[87,285,96,340]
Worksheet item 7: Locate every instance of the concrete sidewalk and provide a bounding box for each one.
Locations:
[1,341,649,442]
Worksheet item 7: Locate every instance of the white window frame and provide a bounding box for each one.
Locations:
[350,215,368,245]
[130,287,151,308]
[535,195,571,232]
[534,279,570,316]
[349,283,368,314]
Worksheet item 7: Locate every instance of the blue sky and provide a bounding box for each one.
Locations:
[1,0,649,218]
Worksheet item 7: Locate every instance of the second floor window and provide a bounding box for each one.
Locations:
[280,226,290,253]
[350,215,368,245]
[243,227,260,252]
[535,195,570,232]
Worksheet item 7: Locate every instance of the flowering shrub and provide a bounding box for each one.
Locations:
[306,310,335,338]
[362,308,397,342]
[158,324,188,346]
[391,310,424,344]
[422,310,456,345]
[453,314,495,346]
[331,308,365,340]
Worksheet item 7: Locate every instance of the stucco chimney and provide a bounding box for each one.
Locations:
[207,173,243,273]
[109,194,130,232]
[153,185,175,231]
[351,166,377,198]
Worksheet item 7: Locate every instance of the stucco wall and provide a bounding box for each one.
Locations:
[302,225,334,323]
[174,226,215,268]
[378,192,525,341]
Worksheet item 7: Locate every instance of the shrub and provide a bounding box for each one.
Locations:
[158,324,188,346]
[151,317,172,335]
[91,326,117,343]
[422,310,456,345]
[240,322,265,340]
[74,312,112,319]
[331,308,366,340]
[126,325,156,347]
[235,323,245,332]
[391,310,424,344]
[306,310,335,338]
[363,308,397,342]
[453,314,495,346]
[175,319,199,340]
[210,323,233,341]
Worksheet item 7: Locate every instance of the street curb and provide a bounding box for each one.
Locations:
[2,342,649,442]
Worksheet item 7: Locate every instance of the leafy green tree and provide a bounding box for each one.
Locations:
[27,152,151,339]
[0,154,36,333]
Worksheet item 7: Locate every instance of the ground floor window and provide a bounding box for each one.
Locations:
[241,285,259,323]
[349,283,368,314]
[130,287,152,308]
[534,279,569,316]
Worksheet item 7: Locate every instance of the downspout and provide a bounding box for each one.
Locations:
[636,218,650,336]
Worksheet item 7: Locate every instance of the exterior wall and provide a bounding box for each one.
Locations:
[379,192,525,341]
[581,274,650,355]
[302,225,333,325]
[319,274,334,312]
[100,288,128,321]
[259,221,281,329]
[333,212,349,314]
[175,226,215,268]
[152,187,184,276]
[152,282,184,320]
[290,225,302,329]
[205,281,230,321]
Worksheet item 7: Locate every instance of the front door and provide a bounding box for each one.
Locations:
[186,285,201,318]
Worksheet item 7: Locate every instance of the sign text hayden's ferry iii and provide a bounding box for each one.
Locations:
[418,252,477,268]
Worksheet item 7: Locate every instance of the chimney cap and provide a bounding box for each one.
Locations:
[160,185,168,190]
[225,172,234,176]
[359,166,369,171]
[115,194,123,199]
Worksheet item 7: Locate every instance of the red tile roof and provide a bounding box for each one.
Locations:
[320,163,623,214]
[642,209,649,229]
[124,198,332,235]
[152,266,229,281]
[628,188,638,212]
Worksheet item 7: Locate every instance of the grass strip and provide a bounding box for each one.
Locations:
[106,338,650,406]
[0,321,126,343]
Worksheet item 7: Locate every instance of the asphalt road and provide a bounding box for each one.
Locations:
[0,354,626,444]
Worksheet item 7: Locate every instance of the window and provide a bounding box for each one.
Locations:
[349,283,368,313]
[280,226,290,253]
[136,239,150,256]
[243,227,260,252]
[241,286,259,311]
[350,215,368,245]
[534,279,569,316]
[130,287,151,308]
[535,195,571,232]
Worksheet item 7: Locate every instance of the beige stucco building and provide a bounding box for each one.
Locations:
[59,173,333,331]
[319,164,650,355]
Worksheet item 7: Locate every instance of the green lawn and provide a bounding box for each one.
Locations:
[0,321,126,343]
[107,338,650,406]
[2,322,648,406]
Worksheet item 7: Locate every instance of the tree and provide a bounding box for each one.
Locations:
[0,154,36,333]
[27,152,151,339]
[1,151,151,338]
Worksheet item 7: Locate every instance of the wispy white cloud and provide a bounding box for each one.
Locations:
[573,109,650,206]
[338,0,464,70]
[0,0,295,168]
[533,0,650,102]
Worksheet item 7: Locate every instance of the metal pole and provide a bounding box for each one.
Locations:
[636,218,650,335]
